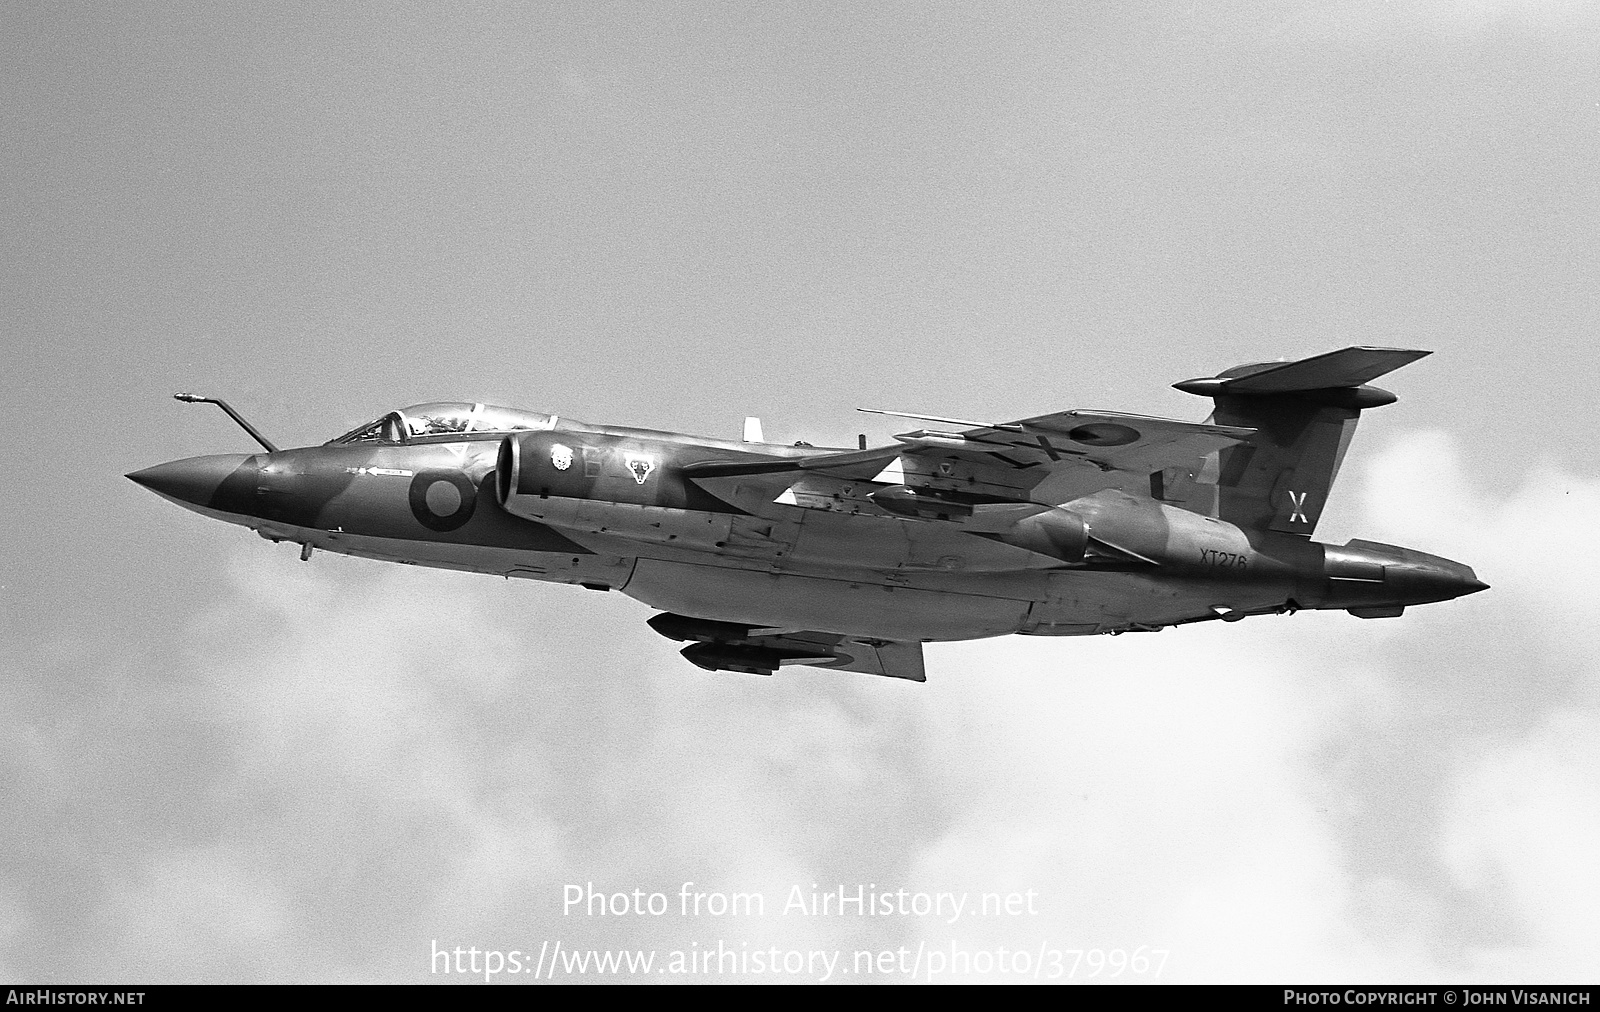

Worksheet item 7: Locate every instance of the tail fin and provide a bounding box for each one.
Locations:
[1168,347,1430,536]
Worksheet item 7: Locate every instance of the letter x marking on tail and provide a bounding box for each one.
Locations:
[1287,490,1309,524]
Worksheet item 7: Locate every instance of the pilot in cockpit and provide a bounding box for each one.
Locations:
[328,402,555,445]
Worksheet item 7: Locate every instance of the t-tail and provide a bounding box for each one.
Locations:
[1166,346,1431,536]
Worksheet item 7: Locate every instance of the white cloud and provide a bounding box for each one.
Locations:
[5,432,1596,983]
[1441,710,1600,982]
[896,431,1600,982]
[102,847,291,982]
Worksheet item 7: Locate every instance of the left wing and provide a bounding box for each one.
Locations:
[684,409,1252,510]
[648,613,926,681]
[874,408,1254,504]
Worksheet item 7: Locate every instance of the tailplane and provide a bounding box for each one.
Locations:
[1166,347,1431,536]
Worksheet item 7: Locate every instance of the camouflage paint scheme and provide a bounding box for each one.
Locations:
[129,348,1486,682]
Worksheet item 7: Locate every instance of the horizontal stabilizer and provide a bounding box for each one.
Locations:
[1180,346,1430,396]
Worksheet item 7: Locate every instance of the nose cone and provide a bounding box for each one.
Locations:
[127,454,257,510]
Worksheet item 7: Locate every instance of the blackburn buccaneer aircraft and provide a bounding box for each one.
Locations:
[129,347,1485,682]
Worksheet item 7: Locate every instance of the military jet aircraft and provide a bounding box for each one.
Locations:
[128,346,1485,682]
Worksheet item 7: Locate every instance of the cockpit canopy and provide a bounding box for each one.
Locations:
[329,402,556,445]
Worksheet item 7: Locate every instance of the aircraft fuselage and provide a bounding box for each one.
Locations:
[128,418,1483,644]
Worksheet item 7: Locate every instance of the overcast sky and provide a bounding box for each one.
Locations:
[2,1,1597,983]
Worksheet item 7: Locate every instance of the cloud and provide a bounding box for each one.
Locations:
[1441,711,1600,982]
[900,619,1443,982]
[893,432,1600,981]
[2,432,1595,982]
[2,546,954,980]
[1362,433,1600,982]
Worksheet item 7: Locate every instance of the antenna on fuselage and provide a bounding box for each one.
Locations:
[743,417,764,443]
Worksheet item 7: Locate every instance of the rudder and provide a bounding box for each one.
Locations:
[1170,347,1430,536]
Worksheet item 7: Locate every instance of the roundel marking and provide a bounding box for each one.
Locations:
[1066,423,1141,447]
[409,469,478,531]
[425,480,461,515]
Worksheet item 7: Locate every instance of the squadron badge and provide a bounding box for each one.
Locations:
[624,453,655,484]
